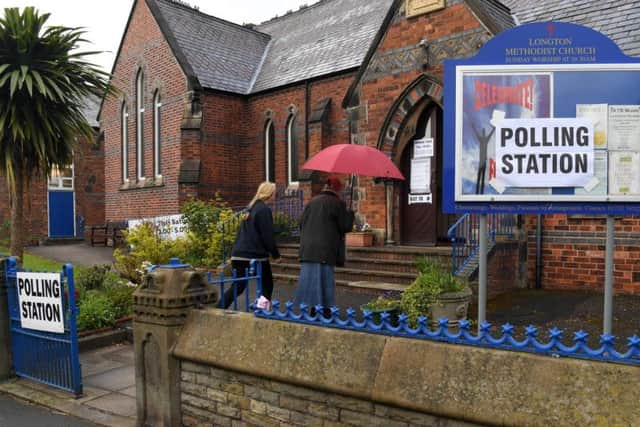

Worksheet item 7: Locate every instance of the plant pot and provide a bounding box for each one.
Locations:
[346,232,374,247]
[428,286,472,326]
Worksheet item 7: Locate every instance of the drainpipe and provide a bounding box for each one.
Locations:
[535,214,543,289]
[305,80,310,160]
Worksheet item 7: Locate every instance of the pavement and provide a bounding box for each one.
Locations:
[0,393,94,427]
[26,243,115,267]
[0,343,136,427]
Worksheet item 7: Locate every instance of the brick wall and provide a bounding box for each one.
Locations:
[180,360,477,427]
[101,0,189,222]
[525,214,640,294]
[74,133,105,238]
[353,2,486,230]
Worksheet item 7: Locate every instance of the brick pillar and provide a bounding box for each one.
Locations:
[0,257,12,380]
[133,259,217,427]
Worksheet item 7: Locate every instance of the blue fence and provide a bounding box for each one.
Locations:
[254,302,640,366]
[208,260,263,312]
[4,257,82,396]
[447,213,517,275]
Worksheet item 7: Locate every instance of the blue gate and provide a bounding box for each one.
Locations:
[4,257,82,396]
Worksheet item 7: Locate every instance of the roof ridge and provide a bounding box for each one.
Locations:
[257,0,329,26]
[152,0,271,38]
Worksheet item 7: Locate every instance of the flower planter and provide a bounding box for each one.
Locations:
[428,286,472,326]
[346,232,374,247]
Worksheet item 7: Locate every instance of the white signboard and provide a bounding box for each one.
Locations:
[414,138,434,158]
[408,193,432,204]
[17,272,65,333]
[608,105,640,151]
[609,151,640,195]
[576,104,608,149]
[128,214,187,240]
[495,118,594,188]
[410,157,431,193]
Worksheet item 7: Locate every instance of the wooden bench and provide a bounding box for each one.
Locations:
[90,220,127,247]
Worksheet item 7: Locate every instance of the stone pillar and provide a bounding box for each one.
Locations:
[133,259,217,427]
[384,180,396,245]
[0,257,12,380]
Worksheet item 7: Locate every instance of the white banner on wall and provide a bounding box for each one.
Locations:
[495,118,594,188]
[17,272,65,333]
[128,214,187,240]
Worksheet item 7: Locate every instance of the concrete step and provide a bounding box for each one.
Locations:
[272,262,417,285]
[278,243,452,262]
[273,273,407,296]
[278,253,419,273]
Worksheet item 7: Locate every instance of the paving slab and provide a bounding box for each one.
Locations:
[26,243,115,267]
[84,365,135,392]
[84,392,136,418]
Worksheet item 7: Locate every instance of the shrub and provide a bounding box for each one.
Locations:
[104,278,136,320]
[75,264,111,291]
[400,257,465,326]
[77,291,117,331]
[203,208,241,268]
[114,223,188,283]
[272,212,298,238]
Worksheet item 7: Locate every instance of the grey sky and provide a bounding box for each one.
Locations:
[1,0,316,72]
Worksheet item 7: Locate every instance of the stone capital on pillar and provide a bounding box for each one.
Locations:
[133,260,217,427]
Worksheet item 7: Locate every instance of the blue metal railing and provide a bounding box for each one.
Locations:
[447,213,516,275]
[254,302,640,366]
[208,260,263,312]
[4,257,82,396]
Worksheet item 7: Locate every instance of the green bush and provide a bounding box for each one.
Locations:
[203,208,241,268]
[75,264,111,291]
[104,279,136,320]
[400,257,465,326]
[77,291,117,331]
[114,223,188,284]
[272,212,298,238]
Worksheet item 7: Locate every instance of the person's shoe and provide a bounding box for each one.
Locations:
[256,295,272,311]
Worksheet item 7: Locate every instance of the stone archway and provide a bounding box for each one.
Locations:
[377,75,452,245]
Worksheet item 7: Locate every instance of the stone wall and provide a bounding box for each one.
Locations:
[180,360,478,427]
[172,309,640,427]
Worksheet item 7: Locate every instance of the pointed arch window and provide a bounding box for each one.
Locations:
[265,119,275,182]
[153,90,162,178]
[136,69,144,180]
[286,115,298,186]
[121,103,129,183]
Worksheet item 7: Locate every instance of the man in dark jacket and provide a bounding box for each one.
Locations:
[294,176,354,314]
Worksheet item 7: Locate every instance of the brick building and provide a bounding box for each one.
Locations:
[0,97,104,243]
[95,0,640,292]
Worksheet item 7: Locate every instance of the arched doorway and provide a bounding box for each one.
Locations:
[378,75,457,246]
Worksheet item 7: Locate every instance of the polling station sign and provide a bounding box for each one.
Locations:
[17,272,65,333]
[444,22,640,214]
[494,118,594,189]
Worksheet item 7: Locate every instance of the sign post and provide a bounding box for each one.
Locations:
[444,22,640,334]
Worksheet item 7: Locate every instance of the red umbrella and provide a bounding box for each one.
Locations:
[302,144,405,180]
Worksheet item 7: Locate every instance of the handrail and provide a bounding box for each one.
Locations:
[447,213,516,275]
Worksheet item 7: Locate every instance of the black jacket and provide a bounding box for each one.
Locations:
[298,190,354,266]
[232,200,280,260]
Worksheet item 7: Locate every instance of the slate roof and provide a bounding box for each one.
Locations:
[503,0,640,57]
[465,0,515,35]
[147,0,393,94]
[252,0,394,93]
[149,0,270,93]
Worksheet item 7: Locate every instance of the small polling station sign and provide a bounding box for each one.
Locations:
[16,272,65,333]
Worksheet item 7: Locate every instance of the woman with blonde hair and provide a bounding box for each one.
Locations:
[219,181,280,310]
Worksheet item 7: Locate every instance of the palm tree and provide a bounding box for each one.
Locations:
[0,7,112,261]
